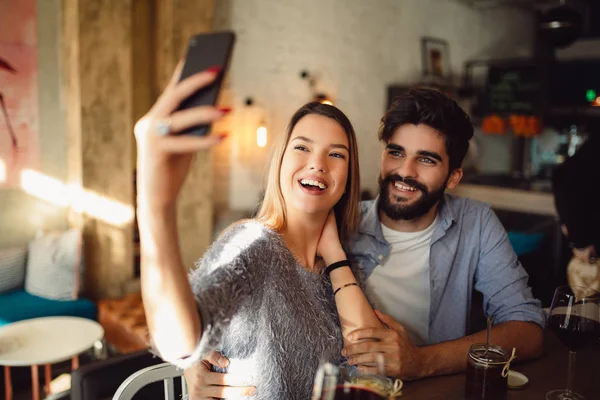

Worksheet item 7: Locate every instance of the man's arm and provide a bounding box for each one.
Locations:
[418,320,543,377]
[183,351,255,399]
[343,311,543,381]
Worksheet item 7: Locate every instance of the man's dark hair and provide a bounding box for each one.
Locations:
[378,88,474,171]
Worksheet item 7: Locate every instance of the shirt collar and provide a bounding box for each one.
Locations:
[359,196,384,240]
[437,194,457,230]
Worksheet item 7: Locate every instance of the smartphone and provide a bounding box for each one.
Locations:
[176,31,236,136]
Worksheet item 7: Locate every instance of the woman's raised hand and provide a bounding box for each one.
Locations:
[135,63,230,210]
[317,211,346,267]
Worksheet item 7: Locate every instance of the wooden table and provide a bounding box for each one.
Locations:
[401,332,600,399]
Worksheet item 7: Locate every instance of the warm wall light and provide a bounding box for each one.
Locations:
[245,97,269,148]
[257,125,267,148]
[314,93,333,105]
[300,70,334,105]
[0,158,5,183]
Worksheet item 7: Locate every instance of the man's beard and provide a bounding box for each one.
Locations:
[378,173,448,221]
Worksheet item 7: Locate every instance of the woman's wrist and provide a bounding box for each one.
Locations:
[329,266,355,285]
[322,249,347,267]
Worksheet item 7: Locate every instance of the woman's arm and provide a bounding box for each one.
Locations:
[318,213,384,346]
[136,64,227,362]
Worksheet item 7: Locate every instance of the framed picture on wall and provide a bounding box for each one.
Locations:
[421,37,451,83]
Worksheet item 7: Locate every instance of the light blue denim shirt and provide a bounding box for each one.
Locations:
[346,194,546,345]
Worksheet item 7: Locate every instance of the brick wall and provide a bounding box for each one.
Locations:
[212,0,535,211]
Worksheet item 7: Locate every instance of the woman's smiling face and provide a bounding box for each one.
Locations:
[279,114,350,218]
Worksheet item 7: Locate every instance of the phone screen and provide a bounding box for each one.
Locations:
[177,31,236,136]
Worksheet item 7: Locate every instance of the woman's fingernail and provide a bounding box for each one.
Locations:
[217,133,229,141]
[219,357,228,367]
[218,107,232,114]
[205,65,222,74]
[341,349,347,356]
[249,388,257,396]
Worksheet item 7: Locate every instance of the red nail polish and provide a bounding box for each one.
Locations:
[218,133,229,141]
[205,65,222,74]
[218,107,232,114]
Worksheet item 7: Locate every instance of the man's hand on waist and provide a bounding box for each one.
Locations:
[342,310,426,381]
[184,350,256,399]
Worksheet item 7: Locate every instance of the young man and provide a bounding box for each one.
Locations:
[342,88,545,380]
[182,89,546,397]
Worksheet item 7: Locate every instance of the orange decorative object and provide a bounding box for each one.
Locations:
[481,115,506,135]
[509,115,543,137]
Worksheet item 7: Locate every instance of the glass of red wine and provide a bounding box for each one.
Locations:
[312,358,396,399]
[546,285,600,400]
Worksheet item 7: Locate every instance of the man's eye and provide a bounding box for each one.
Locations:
[388,151,402,157]
[419,157,435,164]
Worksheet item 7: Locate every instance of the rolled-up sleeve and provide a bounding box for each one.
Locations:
[474,208,546,329]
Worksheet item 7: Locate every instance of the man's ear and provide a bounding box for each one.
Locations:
[446,168,463,189]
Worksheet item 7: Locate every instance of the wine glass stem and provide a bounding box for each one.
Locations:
[565,350,576,397]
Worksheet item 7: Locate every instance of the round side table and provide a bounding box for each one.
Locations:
[0,316,104,400]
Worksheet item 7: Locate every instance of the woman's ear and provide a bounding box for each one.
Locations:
[446,168,463,189]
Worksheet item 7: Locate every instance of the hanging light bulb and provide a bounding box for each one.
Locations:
[257,124,267,148]
[314,93,333,105]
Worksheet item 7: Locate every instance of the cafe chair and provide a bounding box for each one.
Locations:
[112,362,187,400]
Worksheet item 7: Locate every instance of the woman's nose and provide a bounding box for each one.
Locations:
[309,154,327,173]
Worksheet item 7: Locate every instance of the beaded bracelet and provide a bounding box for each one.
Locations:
[334,282,359,295]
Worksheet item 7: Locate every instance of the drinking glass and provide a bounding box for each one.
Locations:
[312,355,399,399]
[546,285,600,400]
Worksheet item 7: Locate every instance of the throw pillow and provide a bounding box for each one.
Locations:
[25,229,83,300]
[0,247,27,294]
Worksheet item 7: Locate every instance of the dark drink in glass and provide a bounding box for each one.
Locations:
[545,285,599,400]
[465,344,510,400]
[333,384,386,399]
[548,313,600,350]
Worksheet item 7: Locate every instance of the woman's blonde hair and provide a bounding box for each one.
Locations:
[256,101,361,242]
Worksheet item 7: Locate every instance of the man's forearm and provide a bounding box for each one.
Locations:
[416,321,543,378]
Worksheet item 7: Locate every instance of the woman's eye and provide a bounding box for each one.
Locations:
[330,152,346,159]
[294,145,308,152]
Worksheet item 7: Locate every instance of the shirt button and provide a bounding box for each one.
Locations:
[377,254,384,261]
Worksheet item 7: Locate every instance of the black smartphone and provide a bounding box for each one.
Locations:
[176,31,236,136]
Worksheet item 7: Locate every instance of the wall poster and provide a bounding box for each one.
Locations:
[0,0,39,188]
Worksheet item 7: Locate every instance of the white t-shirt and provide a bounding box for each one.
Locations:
[366,217,438,345]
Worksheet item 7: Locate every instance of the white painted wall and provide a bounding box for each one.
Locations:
[213,0,536,211]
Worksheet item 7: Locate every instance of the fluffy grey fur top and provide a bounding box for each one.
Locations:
[180,220,361,399]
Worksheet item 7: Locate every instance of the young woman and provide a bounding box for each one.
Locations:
[135,63,382,399]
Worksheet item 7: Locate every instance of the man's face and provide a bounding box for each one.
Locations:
[378,123,462,221]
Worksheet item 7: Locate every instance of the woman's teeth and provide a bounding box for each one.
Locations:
[300,179,327,190]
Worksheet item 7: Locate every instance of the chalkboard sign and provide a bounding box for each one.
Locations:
[486,64,543,115]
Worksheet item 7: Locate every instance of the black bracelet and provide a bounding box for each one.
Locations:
[334,282,359,295]
[325,259,351,276]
